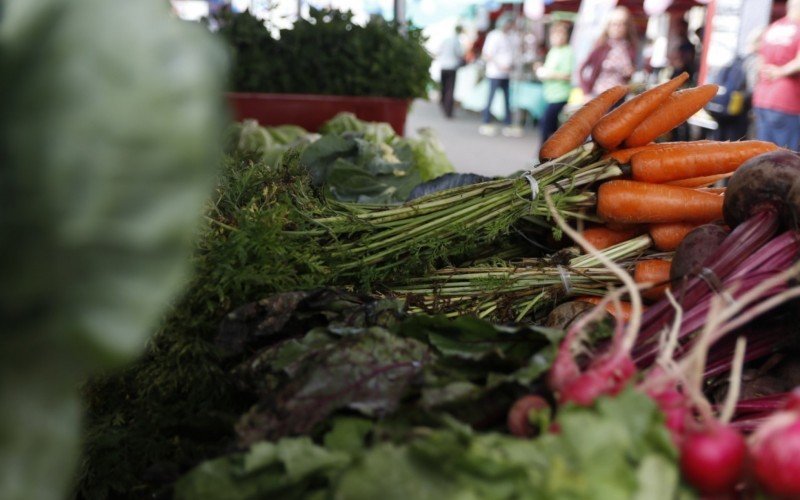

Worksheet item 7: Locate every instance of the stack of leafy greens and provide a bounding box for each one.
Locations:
[177,388,691,500]
[225,112,456,204]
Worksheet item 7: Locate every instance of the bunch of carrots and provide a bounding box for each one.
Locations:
[540,72,779,305]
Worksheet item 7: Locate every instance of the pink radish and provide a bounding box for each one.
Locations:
[507,395,551,438]
[643,371,689,444]
[673,318,747,495]
[750,389,800,497]
[548,295,637,406]
[679,424,747,495]
[545,193,644,407]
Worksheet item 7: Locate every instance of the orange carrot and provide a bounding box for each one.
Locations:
[602,141,706,164]
[624,84,719,147]
[575,296,635,321]
[630,140,779,183]
[539,85,628,160]
[666,172,732,188]
[634,259,672,301]
[597,180,724,224]
[580,226,641,250]
[592,72,690,150]
[648,222,701,251]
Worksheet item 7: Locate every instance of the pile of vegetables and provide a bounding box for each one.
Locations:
[74,41,800,500]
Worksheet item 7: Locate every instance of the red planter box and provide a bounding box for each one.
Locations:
[227,92,412,136]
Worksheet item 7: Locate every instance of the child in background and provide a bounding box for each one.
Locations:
[536,21,575,145]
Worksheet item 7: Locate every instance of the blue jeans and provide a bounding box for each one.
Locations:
[755,107,800,151]
[482,78,511,125]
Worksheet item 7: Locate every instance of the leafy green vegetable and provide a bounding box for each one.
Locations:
[216,9,434,99]
[225,119,312,167]
[0,1,227,498]
[175,437,351,500]
[235,327,432,445]
[301,133,423,204]
[223,113,455,204]
[408,127,456,181]
[216,288,406,359]
[319,112,398,144]
[175,389,697,500]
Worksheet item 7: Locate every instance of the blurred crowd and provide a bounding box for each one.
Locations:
[434,1,800,154]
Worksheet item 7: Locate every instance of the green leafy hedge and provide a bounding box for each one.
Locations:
[216,8,434,99]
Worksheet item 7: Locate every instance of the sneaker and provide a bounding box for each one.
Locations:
[501,126,524,138]
[478,124,498,137]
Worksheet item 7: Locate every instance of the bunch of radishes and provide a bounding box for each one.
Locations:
[515,150,800,497]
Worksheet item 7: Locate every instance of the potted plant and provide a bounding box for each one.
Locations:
[216,8,434,135]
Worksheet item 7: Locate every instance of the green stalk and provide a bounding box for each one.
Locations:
[388,235,653,322]
[302,143,624,284]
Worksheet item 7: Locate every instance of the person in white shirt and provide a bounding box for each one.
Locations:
[437,25,465,119]
[479,14,520,137]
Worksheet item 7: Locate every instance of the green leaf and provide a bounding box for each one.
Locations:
[633,455,680,500]
[176,438,350,500]
[274,437,350,481]
[401,315,553,364]
[301,132,423,204]
[319,112,397,144]
[1,0,226,498]
[333,444,460,500]
[421,381,482,408]
[408,128,456,181]
[302,134,358,187]
[235,328,432,444]
[323,417,374,454]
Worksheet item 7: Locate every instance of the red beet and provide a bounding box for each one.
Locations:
[723,150,800,229]
[669,222,729,285]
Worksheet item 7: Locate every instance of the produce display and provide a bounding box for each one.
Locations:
[75,66,800,500]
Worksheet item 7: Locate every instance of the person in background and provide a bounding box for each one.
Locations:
[437,25,465,119]
[711,29,761,142]
[479,14,520,137]
[669,19,697,83]
[466,29,487,65]
[578,6,638,100]
[535,21,574,145]
[665,20,697,141]
[753,0,800,151]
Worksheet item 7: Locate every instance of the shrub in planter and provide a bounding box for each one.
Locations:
[216,8,434,99]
